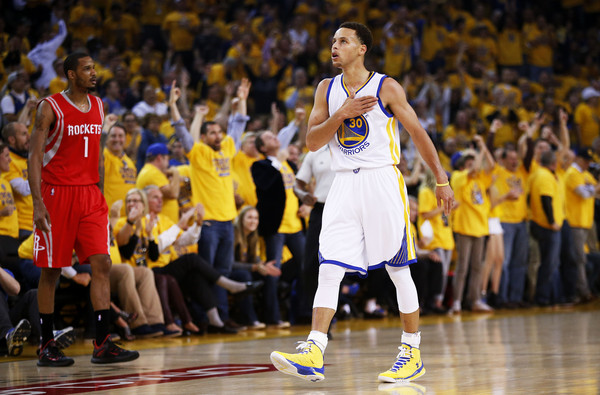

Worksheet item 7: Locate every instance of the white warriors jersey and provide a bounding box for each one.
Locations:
[326,71,401,171]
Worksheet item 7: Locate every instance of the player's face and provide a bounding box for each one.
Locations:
[202,124,224,151]
[107,126,126,154]
[242,208,259,233]
[13,124,30,151]
[0,147,12,173]
[147,189,163,213]
[72,56,97,91]
[331,28,365,68]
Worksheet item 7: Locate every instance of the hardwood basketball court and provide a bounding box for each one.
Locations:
[1,302,599,394]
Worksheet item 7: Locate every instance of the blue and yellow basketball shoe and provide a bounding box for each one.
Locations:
[270,340,325,382]
[378,343,425,382]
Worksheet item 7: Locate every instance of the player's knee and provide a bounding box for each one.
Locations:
[318,263,346,287]
[90,255,112,276]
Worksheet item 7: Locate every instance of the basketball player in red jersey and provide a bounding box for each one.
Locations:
[29,52,139,366]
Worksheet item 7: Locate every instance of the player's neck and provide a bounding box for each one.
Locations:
[342,63,371,91]
[64,86,88,103]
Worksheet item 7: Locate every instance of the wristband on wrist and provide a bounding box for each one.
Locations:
[126,218,135,226]
[436,182,450,187]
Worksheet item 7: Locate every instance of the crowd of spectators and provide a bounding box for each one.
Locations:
[1,0,600,352]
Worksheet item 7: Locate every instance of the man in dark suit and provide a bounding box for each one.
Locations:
[251,131,306,327]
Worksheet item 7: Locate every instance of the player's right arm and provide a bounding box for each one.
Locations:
[28,100,55,233]
[306,79,377,152]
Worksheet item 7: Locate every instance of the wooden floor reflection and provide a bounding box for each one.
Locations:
[1,302,599,394]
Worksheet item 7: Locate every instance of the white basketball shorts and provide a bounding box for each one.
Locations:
[318,165,417,276]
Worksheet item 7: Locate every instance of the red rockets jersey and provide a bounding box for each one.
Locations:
[42,92,104,185]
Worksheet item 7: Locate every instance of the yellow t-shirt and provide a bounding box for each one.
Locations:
[0,177,19,238]
[5,152,32,231]
[382,31,412,77]
[420,23,446,62]
[564,166,597,229]
[468,36,498,71]
[451,169,491,237]
[529,167,564,229]
[574,102,599,147]
[162,11,200,52]
[113,215,179,269]
[278,161,302,234]
[102,13,140,48]
[136,163,179,224]
[103,148,137,212]
[495,164,528,223]
[417,187,454,250]
[232,151,258,209]
[68,5,102,42]
[497,28,523,66]
[49,77,68,95]
[525,26,553,67]
[188,136,237,222]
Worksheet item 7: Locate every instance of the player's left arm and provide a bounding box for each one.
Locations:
[381,77,454,215]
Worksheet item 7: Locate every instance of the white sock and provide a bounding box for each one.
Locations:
[207,308,224,327]
[401,331,421,348]
[216,276,245,293]
[365,298,377,313]
[308,330,328,354]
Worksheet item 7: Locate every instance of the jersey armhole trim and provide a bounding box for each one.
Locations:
[325,78,334,110]
[377,75,394,118]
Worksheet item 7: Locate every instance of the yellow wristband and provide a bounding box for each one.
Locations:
[436,182,449,187]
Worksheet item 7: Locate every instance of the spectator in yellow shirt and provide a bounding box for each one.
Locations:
[574,87,600,147]
[524,15,555,81]
[161,0,200,73]
[494,146,529,307]
[2,122,33,240]
[449,135,495,313]
[102,3,140,50]
[170,79,251,325]
[563,148,599,303]
[529,150,564,306]
[136,143,180,224]
[103,122,137,214]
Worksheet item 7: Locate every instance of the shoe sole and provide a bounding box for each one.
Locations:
[8,320,31,357]
[378,367,426,383]
[91,351,140,364]
[54,327,76,350]
[270,352,325,382]
[37,358,75,367]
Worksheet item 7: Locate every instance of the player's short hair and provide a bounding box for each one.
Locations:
[63,52,90,77]
[339,22,373,53]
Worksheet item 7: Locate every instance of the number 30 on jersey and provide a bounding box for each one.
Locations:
[337,115,369,149]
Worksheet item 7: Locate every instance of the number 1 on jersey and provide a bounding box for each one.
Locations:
[83,136,88,158]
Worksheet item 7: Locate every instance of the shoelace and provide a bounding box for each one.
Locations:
[390,346,412,371]
[295,341,312,354]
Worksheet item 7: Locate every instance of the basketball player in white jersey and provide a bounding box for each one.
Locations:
[270,22,453,383]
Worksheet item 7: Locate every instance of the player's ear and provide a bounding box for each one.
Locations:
[359,44,367,56]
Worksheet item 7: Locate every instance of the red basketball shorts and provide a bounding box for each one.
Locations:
[33,184,110,268]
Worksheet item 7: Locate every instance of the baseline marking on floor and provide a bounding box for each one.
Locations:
[0,364,277,394]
